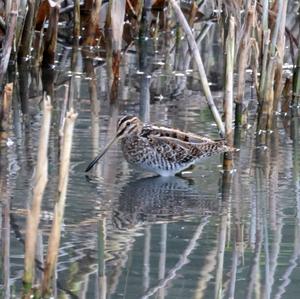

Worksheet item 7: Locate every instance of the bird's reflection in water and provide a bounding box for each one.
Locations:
[113,175,219,229]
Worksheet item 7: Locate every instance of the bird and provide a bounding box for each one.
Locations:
[85,115,232,176]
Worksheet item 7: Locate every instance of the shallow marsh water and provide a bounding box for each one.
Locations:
[1,28,300,299]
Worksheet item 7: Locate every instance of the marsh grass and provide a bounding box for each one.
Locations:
[0,1,295,130]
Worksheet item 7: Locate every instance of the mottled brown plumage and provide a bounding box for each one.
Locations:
[86,115,231,176]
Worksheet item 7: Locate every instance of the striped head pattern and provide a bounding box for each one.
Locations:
[116,115,141,139]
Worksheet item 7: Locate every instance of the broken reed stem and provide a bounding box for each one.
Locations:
[23,96,52,293]
[0,83,13,144]
[223,17,235,172]
[169,0,225,137]
[73,0,81,40]
[41,109,77,297]
[0,1,18,86]
[235,6,254,126]
[43,2,60,66]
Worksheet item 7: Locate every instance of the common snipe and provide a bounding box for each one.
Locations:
[85,115,231,176]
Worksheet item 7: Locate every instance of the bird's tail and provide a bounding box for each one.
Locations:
[197,139,235,158]
[214,139,236,153]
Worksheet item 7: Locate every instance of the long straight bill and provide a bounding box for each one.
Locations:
[85,136,118,172]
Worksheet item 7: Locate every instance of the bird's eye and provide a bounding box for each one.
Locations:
[126,122,130,126]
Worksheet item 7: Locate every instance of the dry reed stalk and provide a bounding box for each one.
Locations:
[223,17,235,171]
[138,0,152,122]
[224,17,235,145]
[188,0,198,27]
[0,1,18,86]
[18,0,40,60]
[15,1,29,54]
[153,11,160,53]
[127,0,137,17]
[250,38,259,94]
[269,0,283,57]
[43,1,60,66]
[73,0,81,40]
[23,96,52,293]
[69,47,80,111]
[169,0,225,137]
[262,0,268,31]
[235,6,254,126]
[41,109,77,297]
[0,83,13,143]
[59,84,69,135]
[265,59,277,129]
[259,29,270,101]
[110,0,126,80]
[273,1,288,110]
[5,0,12,17]
[135,0,144,23]
[260,0,284,130]
[83,0,102,46]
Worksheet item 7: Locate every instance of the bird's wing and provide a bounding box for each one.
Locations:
[141,125,214,144]
[146,134,200,164]
[147,133,228,164]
